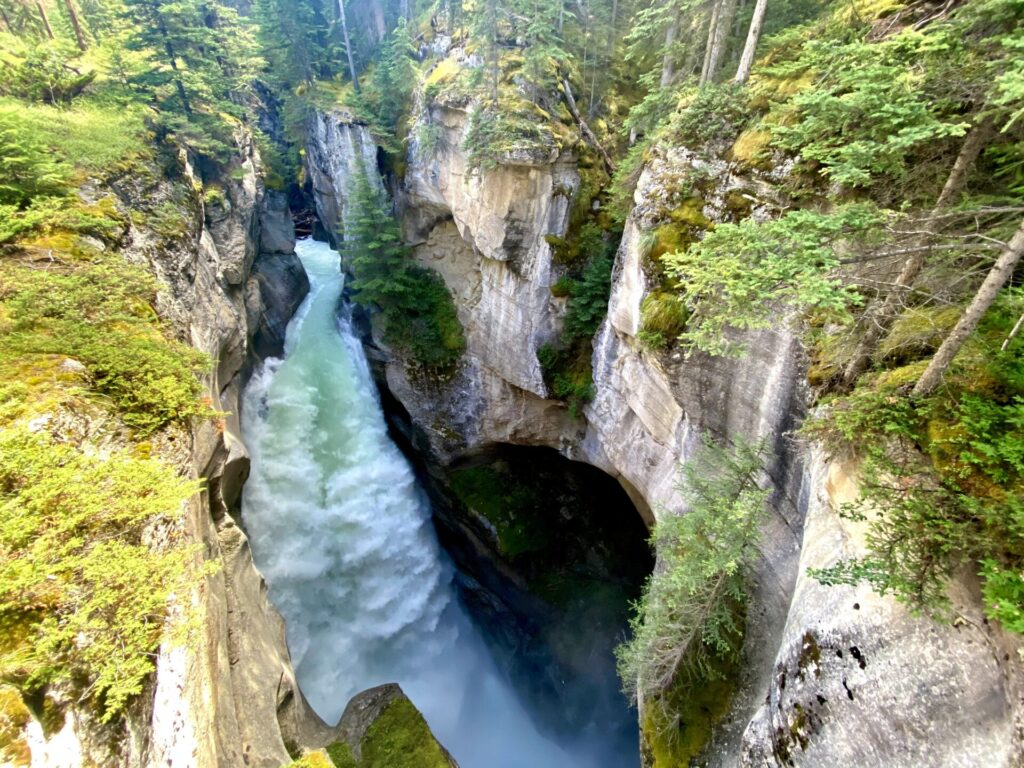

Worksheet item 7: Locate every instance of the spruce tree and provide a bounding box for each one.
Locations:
[343,159,465,368]
[369,17,415,131]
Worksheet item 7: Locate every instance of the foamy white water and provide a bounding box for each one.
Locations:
[241,239,587,768]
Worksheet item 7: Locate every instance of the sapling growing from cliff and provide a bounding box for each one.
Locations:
[617,436,771,757]
[343,160,465,369]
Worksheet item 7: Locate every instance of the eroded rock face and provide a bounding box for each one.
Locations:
[16,133,317,768]
[305,112,381,242]
[386,102,582,456]
[740,452,1019,768]
[305,98,1023,766]
[129,137,320,768]
[250,190,309,359]
[329,683,459,767]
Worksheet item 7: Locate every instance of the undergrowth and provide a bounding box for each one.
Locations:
[0,429,201,721]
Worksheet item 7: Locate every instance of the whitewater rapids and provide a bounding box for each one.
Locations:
[240,238,595,767]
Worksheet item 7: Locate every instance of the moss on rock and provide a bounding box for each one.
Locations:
[0,686,31,767]
[448,463,551,558]
[359,697,453,768]
[640,653,738,768]
[325,741,359,768]
[639,290,689,351]
[729,128,774,168]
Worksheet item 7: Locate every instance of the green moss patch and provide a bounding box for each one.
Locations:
[449,464,550,558]
[325,741,359,768]
[0,254,213,435]
[0,686,31,767]
[639,290,690,351]
[876,306,962,363]
[641,647,740,767]
[359,697,453,768]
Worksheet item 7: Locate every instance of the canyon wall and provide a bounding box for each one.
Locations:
[136,130,453,768]
[306,91,1023,764]
[134,135,317,768]
[20,128,392,768]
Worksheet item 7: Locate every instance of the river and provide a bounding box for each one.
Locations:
[240,238,634,768]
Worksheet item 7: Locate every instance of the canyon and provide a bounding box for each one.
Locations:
[301,85,1023,764]
[17,63,1022,768]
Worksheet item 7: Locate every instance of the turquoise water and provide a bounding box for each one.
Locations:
[241,238,590,767]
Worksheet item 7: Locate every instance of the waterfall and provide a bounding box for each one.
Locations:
[240,239,588,768]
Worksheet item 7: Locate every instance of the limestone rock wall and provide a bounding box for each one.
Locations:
[392,102,582,459]
[304,111,381,242]
[305,97,1023,765]
[128,136,319,768]
[740,449,1020,767]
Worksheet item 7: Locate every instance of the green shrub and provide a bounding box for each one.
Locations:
[663,204,887,356]
[0,108,70,206]
[414,121,443,156]
[0,428,200,721]
[668,82,750,148]
[639,291,689,350]
[617,437,770,761]
[538,342,594,418]
[0,98,148,178]
[541,208,617,414]
[766,35,969,188]
[563,252,614,341]
[379,267,466,369]
[608,139,652,222]
[463,102,553,170]
[550,275,574,297]
[805,357,1024,623]
[0,38,95,104]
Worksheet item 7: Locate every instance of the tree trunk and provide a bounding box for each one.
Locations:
[156,16,191,114]
[608,0,618,50]
[488,0,498,103]
[561,76,616,174]
[680,14,702,76]
[912,219,1024,397]
[0,6,11,32]
[702,0,737,85]
[36,0,54,38]
[64,0,87,50]
[1002,311,1024,352]
[660,7,680,88]
[733,0,767,84]
[337,0,359,93]
[370,0,385,41]
[842,115,995,386]
[699,0,722,85]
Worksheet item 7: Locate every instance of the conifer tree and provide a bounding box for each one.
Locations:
[336,0,359,92]
[254,0,331,87]
[0,107,69,205]
[343,159,465,368]
[120,0,257,117]
[369,17,415,131]
[343,160,417,309]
